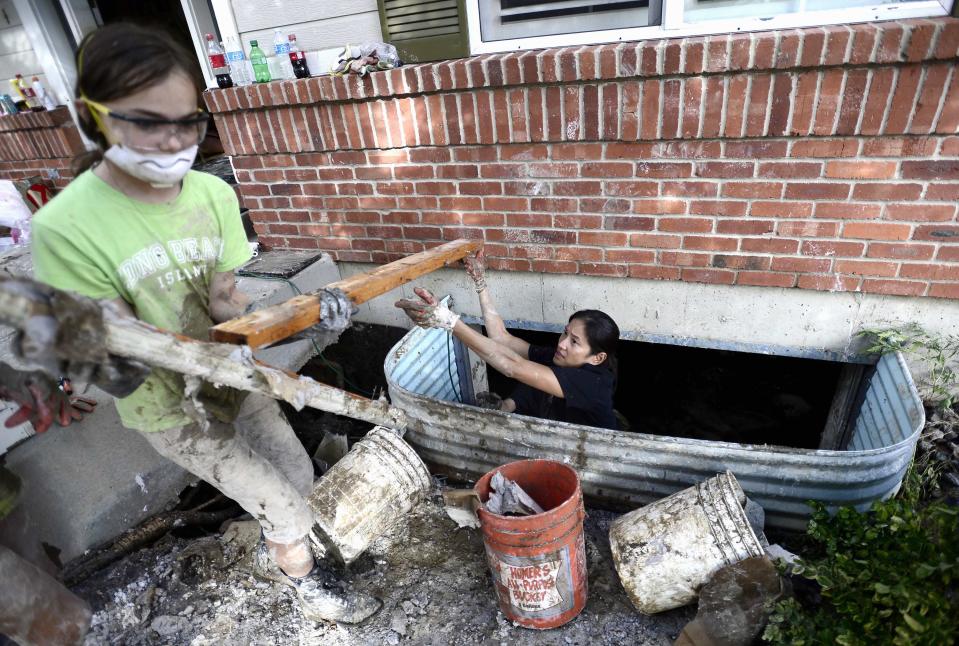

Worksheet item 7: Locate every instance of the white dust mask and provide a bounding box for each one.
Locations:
[103,144,198,187]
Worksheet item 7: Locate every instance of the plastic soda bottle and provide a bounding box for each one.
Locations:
[249,40,271,83]
[31,76,56,110]
[205,34,233,89]
[13,74,40,110]
[288,34,310,79]
[225,36,251,86]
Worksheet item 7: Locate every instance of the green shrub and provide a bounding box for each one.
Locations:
[763,470,959,646]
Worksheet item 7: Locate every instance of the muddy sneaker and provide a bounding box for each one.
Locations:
[292,567,382,624]
[251,540,295,587]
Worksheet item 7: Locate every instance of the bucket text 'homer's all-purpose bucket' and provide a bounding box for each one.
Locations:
[609,471,766,614]
[475,459,587,630]
[307,426,432,564]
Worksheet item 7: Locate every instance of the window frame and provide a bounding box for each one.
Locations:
[465,0,953,55]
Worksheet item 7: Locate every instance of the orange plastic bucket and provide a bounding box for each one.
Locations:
[474,459,587,629]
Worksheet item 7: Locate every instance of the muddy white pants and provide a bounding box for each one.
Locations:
[140,393,315,544]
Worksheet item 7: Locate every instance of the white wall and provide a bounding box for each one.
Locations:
[0,0,48,94]
[230,0,381,53]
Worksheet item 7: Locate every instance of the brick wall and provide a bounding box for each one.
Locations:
[206,18,959,300]
[0,107,84,188]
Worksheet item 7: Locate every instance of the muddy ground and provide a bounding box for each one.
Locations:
[73,491,693,646]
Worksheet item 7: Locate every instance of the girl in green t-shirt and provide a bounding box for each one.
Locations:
[31,23,377,624]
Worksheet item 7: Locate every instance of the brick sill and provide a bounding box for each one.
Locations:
[205,17,959,115]
[0,106,72,132]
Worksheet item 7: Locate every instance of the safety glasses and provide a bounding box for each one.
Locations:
[82,97,210,148]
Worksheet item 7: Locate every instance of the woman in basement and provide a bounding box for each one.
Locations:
[29,23,377,624]
[395,250,621,430]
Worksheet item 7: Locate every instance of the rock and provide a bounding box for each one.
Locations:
[150,614,191,637]
[386,631,401,645]
[765,544,800,570]
[674,556,784,646]
[391,607,408,636]
[401,600,416,615]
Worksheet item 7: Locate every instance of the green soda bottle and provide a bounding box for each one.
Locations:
[249,40,271,83]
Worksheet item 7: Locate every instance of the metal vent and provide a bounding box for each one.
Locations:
[379,0,469,63]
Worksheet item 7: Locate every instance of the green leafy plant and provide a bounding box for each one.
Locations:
[858,324,959,410]
[763,468,959,646]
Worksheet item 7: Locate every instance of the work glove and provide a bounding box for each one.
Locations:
[289,288,354,346]
[0,363,97,433]
[474,391,503,410]
[464,250,487,293]
[3,278,150,398]
[394,287,459,331]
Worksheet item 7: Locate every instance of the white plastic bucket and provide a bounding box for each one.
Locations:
[307,426,432,564]
[609,471,765,614]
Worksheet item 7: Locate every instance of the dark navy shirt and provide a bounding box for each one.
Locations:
[510,345,618,430]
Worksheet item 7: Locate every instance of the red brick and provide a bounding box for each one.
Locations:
[791,71,820,136]
[630,265,681,280]
[554,181,603,196]
[556,247,605,262]
[528,163,578,178]
[711,255,771,270]
[416,182,456,196]
[801,240,864,257]
[937,246,959,262]
[661,251,710,267]
[884,66,923,134]
[886,203,956,222]
[393,166,433,180]
[501,144,548,161]
[724,140,788,158]
[723,76,748,138]
[783,182,850,199]
[681,77,703,139]
[661,181,718,198]
[843,222,912,241]
[583,84,600,140]
[695,162,753,179]
[621,81,640,141]
[531,260,578,274]
[554,143,604,160]
[579,231,628,246]
[602,83,620,140]
[938,72,959,134]
[851,183,922,200]
[475,92,495,145]
[928,283,959,298]
[604,249,656,264]
[459,181,502,196]
[681,268,736,285]
[555,214,602,228]
[583,162,634,177]
[910,63,950,134]
[661,80,681,139]
[484,196,528,211]
[778,221,840,237]
[776,31,802,68]
[492,90,510,143]
[876,23,906,63]
[640,80,661,140]
[750,201,813,218]
[605,181,658,197]
[633,199,687,215]
[925,183,959,200]
[824,25,852,65]
[701,77,726,139]
[740,238,799,254]
[722,182,783,199]
[862,279,926,296]
[581,197,631,213]
[901,160,959,179]
[690,201,748,216]
[716,219,773,234]
[850,24,880,64]
[737,271,797,288]
[791,138,859,158]
[862,136,936,157]
[705,35,729,73]
[824,160,895,179]
[630,233,682,249]
[682,236,738,252]
[813,69,845,136]
[658,218,713,233]
[797,274,860,291]
[772,257,832,272]
[858,68,895,135]
[814,202,881,219]
[914,224,959,241]
[768,74,793,136]
[866,242,934,260]
[899,263,959,280]
[634,162,691,178]
[745,74,772,137]
[758,162,821,178]
[834,260,899,277]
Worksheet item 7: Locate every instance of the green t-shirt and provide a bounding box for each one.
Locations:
[31,169,253,432]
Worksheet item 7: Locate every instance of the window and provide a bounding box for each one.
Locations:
[466,0,951,53]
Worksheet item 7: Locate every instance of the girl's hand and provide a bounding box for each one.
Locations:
[464,250,487,293]
[394,287,459,330]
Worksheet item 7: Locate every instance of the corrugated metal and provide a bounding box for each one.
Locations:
[385,327,925,530]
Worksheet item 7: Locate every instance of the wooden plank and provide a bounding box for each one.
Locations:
[819,363,867,450]
[212,239,482,348]
[231,0,377,32]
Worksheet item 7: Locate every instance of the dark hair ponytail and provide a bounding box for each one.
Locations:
[569,309,620,383]
[73,22,204,174]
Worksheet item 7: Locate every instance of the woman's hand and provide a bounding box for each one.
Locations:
[464,250,487,293]
[394,287,459,330]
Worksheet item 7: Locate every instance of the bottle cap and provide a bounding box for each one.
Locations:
[250,40,258,46]
[205,33,214,40]
[289,34,296,41]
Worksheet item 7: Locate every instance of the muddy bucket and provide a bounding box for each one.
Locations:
[307,426,432,564]
[475,459,587,630]
[609,471,765,614]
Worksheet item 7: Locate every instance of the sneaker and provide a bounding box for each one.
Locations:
[292,567,382,624]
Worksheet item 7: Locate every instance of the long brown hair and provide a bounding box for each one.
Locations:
[73,22,203,174]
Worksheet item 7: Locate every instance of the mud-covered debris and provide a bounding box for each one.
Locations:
[486,471,544,516]
[765,544,800,569]
[390,606,408,635]
[150,614,190,637]
[442,488,482,528]
[674,556,785,646]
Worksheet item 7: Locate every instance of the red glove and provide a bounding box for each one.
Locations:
[0,370,96,434]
